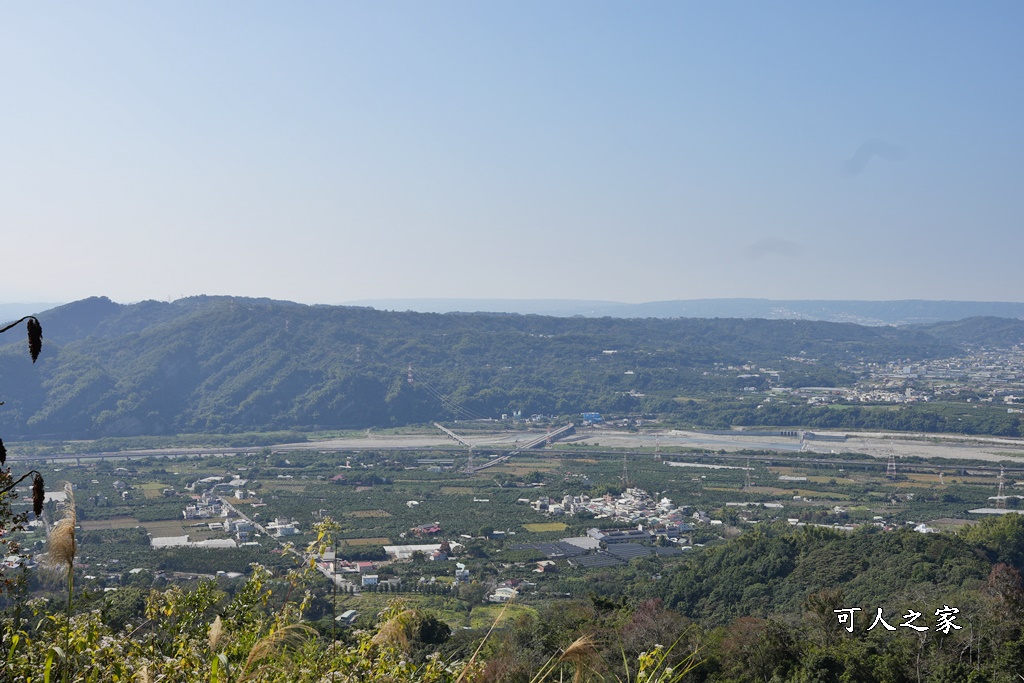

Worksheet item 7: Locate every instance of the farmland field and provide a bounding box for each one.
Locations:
[348,510,392,518]
[80,517,141,531]
[263,482,307,492]
[341,537,390,546]
[522,522,568,533]
[141,520,187,537]
[468,604,536,629]
[139,482,169,499]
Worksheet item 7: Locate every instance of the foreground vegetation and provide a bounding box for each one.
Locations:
[7,515,1024,681]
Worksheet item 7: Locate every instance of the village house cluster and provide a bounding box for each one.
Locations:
[705,346,1024,407]
[835,347,1024,405]
[526,487,696,538]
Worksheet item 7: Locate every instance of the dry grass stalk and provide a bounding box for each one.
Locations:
[456,600,512,683]
[371,609,419,652]
[559,634,597,665]
[241,623,314,678]
[209,615,224,651]
[559,635,600,683]
[46,482,76,574]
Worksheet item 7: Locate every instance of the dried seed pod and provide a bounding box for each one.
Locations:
[33,473,45,517]
[26,317,42,362]
[0,438,6,465]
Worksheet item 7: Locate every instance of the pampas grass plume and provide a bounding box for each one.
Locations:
[241,623,313,677]
[47,482,77,574]
[371,609,418,652]
[559,635,599,683]
[559,634,597,665]
[209,615,224,651]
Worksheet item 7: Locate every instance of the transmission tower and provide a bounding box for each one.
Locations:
[997,466,1006,510]
[886,453,897,479]
[621,452,630,489]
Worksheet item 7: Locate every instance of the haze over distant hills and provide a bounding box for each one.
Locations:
[9,300,1024,327]
[346,298,1024,326]
[0,303,63,321]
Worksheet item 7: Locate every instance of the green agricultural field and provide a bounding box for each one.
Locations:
[522,522,568,533]
[139,482,169,499]
[263,482,307,492]
[468,604,536,629]
[331,594,468,630]
[141,520,187,537]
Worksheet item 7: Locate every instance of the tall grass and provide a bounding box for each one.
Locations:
[45,482,76,683]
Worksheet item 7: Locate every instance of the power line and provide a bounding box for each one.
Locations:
[417,377,490,421]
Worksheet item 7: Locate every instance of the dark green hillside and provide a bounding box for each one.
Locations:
[909,316,1024,347]
[640,525,990,625]
[0,296,961,439]
[672,399,1024,436]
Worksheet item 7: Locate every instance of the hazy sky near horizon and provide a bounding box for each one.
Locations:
[2,3,1022,306]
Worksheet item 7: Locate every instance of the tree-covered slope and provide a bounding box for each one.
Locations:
[908,316,1024,347]
[640,525,990,625]
[0,296,965,438]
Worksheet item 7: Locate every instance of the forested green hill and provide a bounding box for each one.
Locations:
[910,316,1024,347]
[0,295,981,439]
[641,525,990,624]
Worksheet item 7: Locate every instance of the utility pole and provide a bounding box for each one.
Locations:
[332,539,338,643]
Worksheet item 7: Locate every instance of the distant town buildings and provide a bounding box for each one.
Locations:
[527,487,695,532]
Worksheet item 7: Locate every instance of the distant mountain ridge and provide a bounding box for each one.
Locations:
[0,295,983,440]
[347,298,1024,325]
[9,298,1024,326]
[906,316,1024,347]
[0,303,64,322]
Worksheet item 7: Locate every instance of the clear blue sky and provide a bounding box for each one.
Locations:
[2,3,1022,304]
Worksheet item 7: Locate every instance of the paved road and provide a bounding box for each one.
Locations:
[218,497,359,592]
